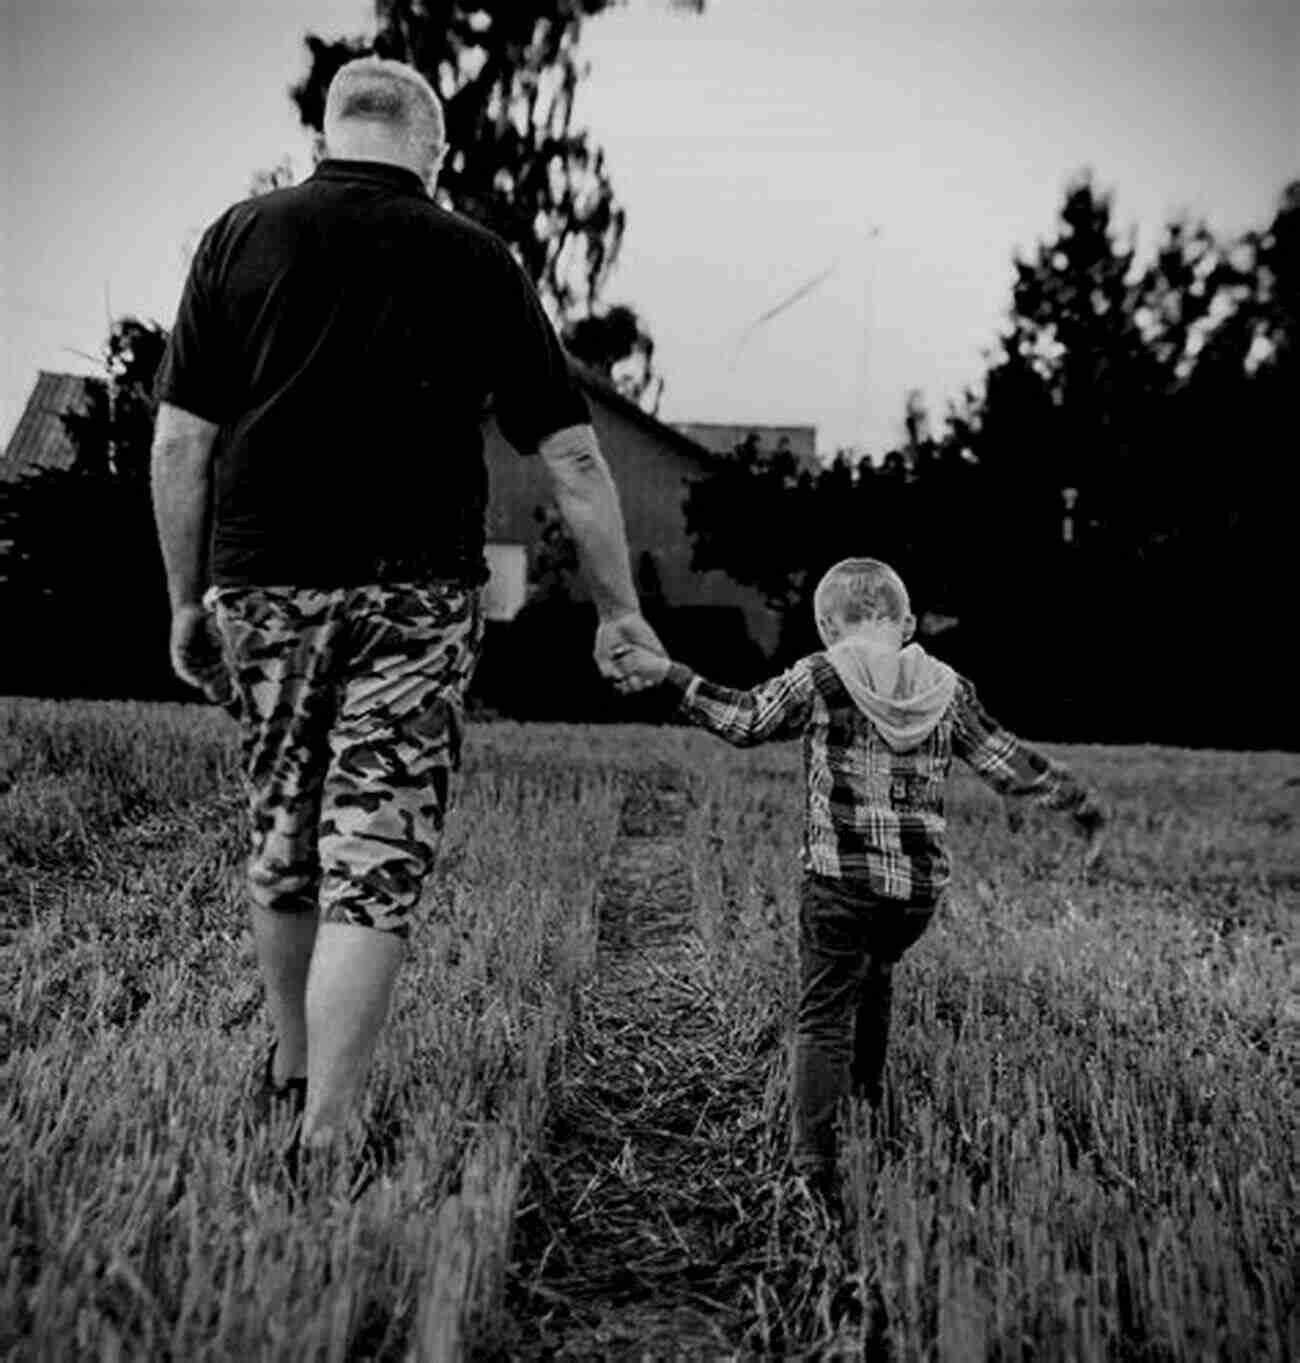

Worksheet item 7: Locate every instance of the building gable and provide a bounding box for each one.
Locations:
[0,372,87,482]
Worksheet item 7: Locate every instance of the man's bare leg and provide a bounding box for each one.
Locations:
[298,922,406,1150]
[249,903,318,1082]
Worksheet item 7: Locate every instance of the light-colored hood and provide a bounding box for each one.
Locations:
[826,639,958,751]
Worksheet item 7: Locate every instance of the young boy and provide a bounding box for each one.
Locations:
[613,557,1107,1204]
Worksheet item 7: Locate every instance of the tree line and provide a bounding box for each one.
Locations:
[686,175,1297,749]
[0,0,1292,748]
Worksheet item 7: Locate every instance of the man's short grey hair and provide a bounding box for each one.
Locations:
[323,57,445,150]
[814,558,911,631]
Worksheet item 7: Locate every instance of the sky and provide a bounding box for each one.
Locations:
[3,0,1297,458]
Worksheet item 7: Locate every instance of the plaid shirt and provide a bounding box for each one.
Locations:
[665,654,1104,905]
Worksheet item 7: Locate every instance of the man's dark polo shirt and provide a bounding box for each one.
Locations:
[155,159,589,588]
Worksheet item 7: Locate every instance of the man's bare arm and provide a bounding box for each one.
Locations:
[150,402,219,609]
[537,423,639,623]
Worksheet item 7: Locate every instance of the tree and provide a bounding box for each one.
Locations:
[935,173,1297,742]
[287,2,703,408]
[684,434,821,617]
[682,172,1295,744]
[564,303,662,409]
[966,175,1175,558]
[0,319,176,699]
[683,432,953,663]
[1146,182,1297,740]
[925,177,1172,732]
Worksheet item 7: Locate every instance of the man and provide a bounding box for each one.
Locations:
[150,56,663,1180]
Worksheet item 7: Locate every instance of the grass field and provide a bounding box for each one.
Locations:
[1,697,1296,1361]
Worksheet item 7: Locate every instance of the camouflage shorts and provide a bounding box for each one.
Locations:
[206,581,484,939]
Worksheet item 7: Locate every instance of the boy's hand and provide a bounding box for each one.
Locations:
[1075,806,1108,876]
[611,642,672,687]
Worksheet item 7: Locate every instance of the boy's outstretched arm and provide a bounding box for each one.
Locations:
[951,678,1108,871]
[619,646,815,748]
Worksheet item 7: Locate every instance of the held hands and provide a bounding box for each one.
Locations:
[611,642,671,689]
[594,612,668,696]
[169,604,233,706]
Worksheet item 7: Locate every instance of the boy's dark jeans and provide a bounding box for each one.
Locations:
[792,874,936,1182]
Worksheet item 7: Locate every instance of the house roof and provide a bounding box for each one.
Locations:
[1,360,720,481]
[0,371,89,482]
[674,422,817,457]
[564,358,717,465]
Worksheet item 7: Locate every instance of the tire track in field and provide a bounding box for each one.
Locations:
[490,766,846,1361]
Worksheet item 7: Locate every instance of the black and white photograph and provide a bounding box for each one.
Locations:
[2,1,1296,1358]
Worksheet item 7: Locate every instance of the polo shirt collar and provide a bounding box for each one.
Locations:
[314,158,427,195]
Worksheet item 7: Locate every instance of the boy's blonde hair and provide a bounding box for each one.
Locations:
[814,558,911,644]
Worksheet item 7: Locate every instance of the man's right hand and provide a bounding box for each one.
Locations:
[169,603,233,706]
[595,612,666,694]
